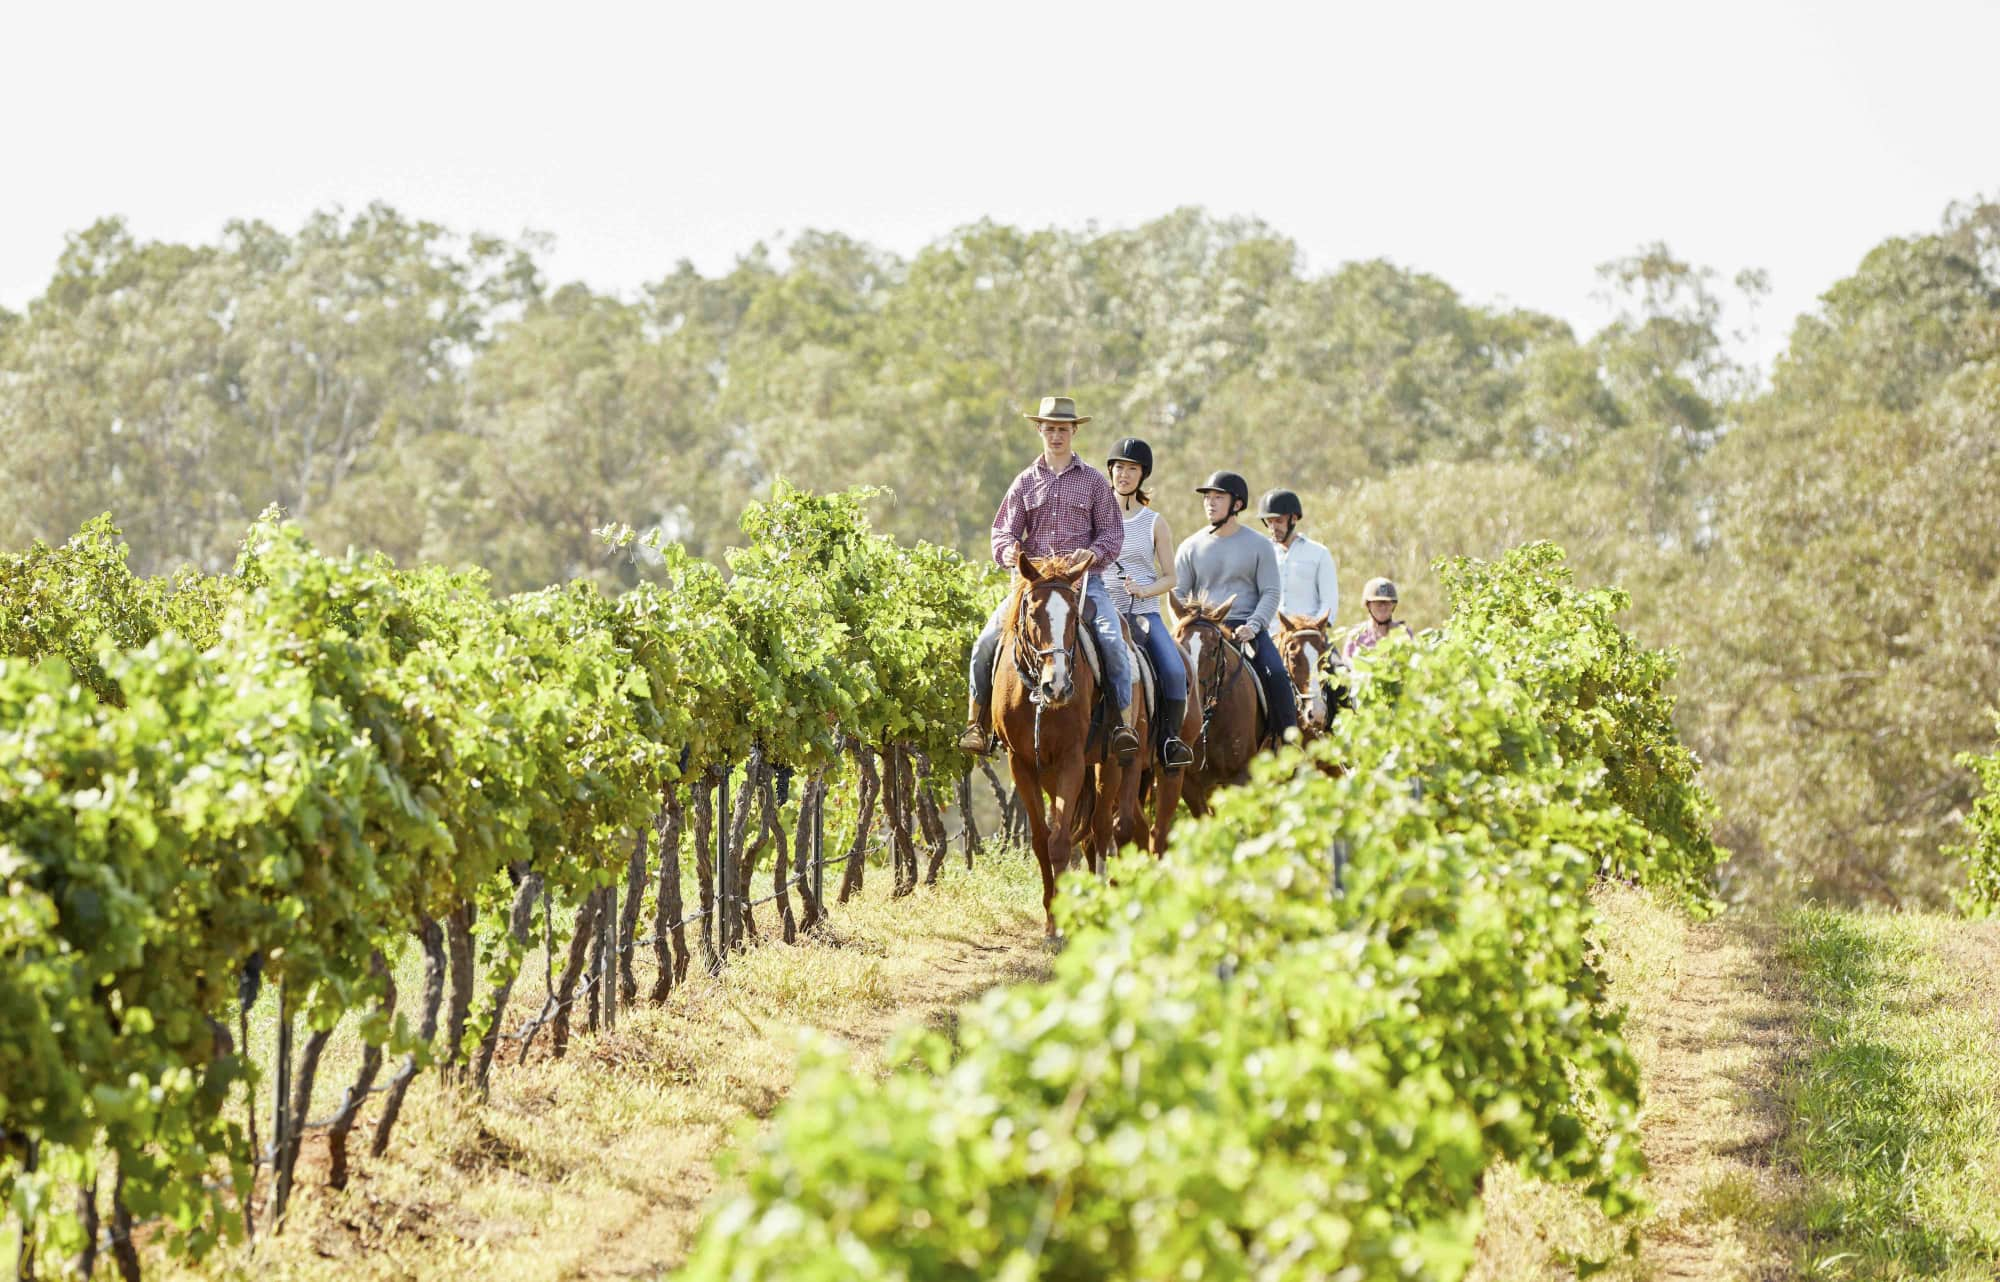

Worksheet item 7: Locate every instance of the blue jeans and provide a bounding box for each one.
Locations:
[1230,621,1298,740]
[1124,611,1187,701]
[969,574,1134,710]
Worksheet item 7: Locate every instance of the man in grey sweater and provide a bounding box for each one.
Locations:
[1173,471,1298,743]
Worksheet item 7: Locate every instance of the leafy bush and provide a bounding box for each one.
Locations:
[680,544,1718,1281]
[0,491,991,1264]
[1952,716,2000,913]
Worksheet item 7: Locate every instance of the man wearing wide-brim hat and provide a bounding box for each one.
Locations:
[958,397,1141,762]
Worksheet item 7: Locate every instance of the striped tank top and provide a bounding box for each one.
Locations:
[1105,505,1163,617]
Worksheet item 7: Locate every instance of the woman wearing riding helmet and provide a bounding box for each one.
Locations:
[1104,437,1195,770]
[1343,577,1416,658]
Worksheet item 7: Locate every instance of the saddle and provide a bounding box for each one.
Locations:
[1225,634,1270,729]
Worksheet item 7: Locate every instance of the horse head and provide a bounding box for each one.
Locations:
[1275,609,1333,731]
[1169,592,1238,700]
[1012,554,1090,708]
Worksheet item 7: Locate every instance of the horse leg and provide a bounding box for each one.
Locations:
[1150,767,1184,858]
[1009,754,1059,937]
[1043,752,1088,916]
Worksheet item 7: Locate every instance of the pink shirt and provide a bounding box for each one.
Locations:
[989,454,1125,571]
[1343,618,1415,659]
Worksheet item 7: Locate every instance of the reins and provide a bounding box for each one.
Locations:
[1185,616,1249,770]
[1002,576,1084,768]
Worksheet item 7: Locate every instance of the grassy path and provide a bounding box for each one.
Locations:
[1781,910,2000,1279]
[1477,894,2000,1282]
[1474,888,1806,1281]
[153,856,1051,1282]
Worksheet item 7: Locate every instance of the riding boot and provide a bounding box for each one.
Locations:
[1110,697,1141,764]
[1157,696,1193,770]
[957,688,994,755]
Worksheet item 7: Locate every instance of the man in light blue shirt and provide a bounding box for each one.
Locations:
[1257,490,1339,621]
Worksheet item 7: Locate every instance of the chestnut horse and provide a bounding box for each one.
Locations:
[993,554,1114,935]
[1168,594,1266,818]
[1274,609,1338,741]
[1091,618,1200,859]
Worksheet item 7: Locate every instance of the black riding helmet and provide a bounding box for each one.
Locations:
[1258,489,1303,520]
[1194,470,1250,514]
[1105,437,1154,483]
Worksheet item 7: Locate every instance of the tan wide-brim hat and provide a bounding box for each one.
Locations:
[1025,395,1092,425]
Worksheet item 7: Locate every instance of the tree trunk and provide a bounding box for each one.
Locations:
[886,744,918,897]
[548,887,604,1060]
[585,883,607,1034]
[373,917,445,1156]
[650,789,689,1001]
[918,753,951,885]
[472,870,541,1098]
[692,772,719,972]
[73,1174,98,1280]
[958,772,979,865]
[725,750,761,951]
[327,951,395,1189]
[798,772,827,932]
[840,745,880,903]
[619,827,648,1006]
[443,899,476,1076]
[108,1167,139,1282]
[273,1024,334,1226]
[766,766,798,943]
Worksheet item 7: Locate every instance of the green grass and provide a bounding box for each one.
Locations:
[1781,908,2000,1280]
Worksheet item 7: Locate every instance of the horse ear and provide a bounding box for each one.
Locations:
[1212,593,1238,621]
[1277,611,1301,633]
[1017,554,1041,583]
[1311,609,1331,629]
[1168,591,1189,619]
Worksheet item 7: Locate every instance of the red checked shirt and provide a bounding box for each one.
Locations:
[989,454,1125,571]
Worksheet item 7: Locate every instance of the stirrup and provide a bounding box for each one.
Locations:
[1161,737,1194,770]
[1109,723,1140,763]
[958,722,993,755]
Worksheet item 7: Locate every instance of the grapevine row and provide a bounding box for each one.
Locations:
[0,485,994,1272]
[679,543,1724,1281]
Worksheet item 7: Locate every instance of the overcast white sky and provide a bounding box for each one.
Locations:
[4,0,1994,369]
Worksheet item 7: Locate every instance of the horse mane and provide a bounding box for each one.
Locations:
[1182,595,1233,624]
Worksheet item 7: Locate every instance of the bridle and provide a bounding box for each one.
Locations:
[1179,614,1247,770]
[1279,625,1334,722]
[1005,576,1084,761]
[1007,578,1081,697]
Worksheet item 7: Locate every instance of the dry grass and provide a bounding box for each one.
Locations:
[1471,885,1806,1282]
[144,851,1052,1282]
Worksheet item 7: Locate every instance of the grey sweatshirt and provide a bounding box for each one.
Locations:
[1174,525,1281,634]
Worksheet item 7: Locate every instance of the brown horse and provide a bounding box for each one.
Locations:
[994,554,1111,935]
[1101,618,1199,858]
[1274,609,1338,741]
[1168,594,1265,818]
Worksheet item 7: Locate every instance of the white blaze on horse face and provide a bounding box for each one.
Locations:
[1185,628,1205,681]
[1303,640,1327,726]
[1043,590,1072,693]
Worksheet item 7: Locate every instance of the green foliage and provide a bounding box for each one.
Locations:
[679,543,1720,1281]
[1438,542,1723,911]
[1952,718,2000,914]
[0,488,990,1263]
